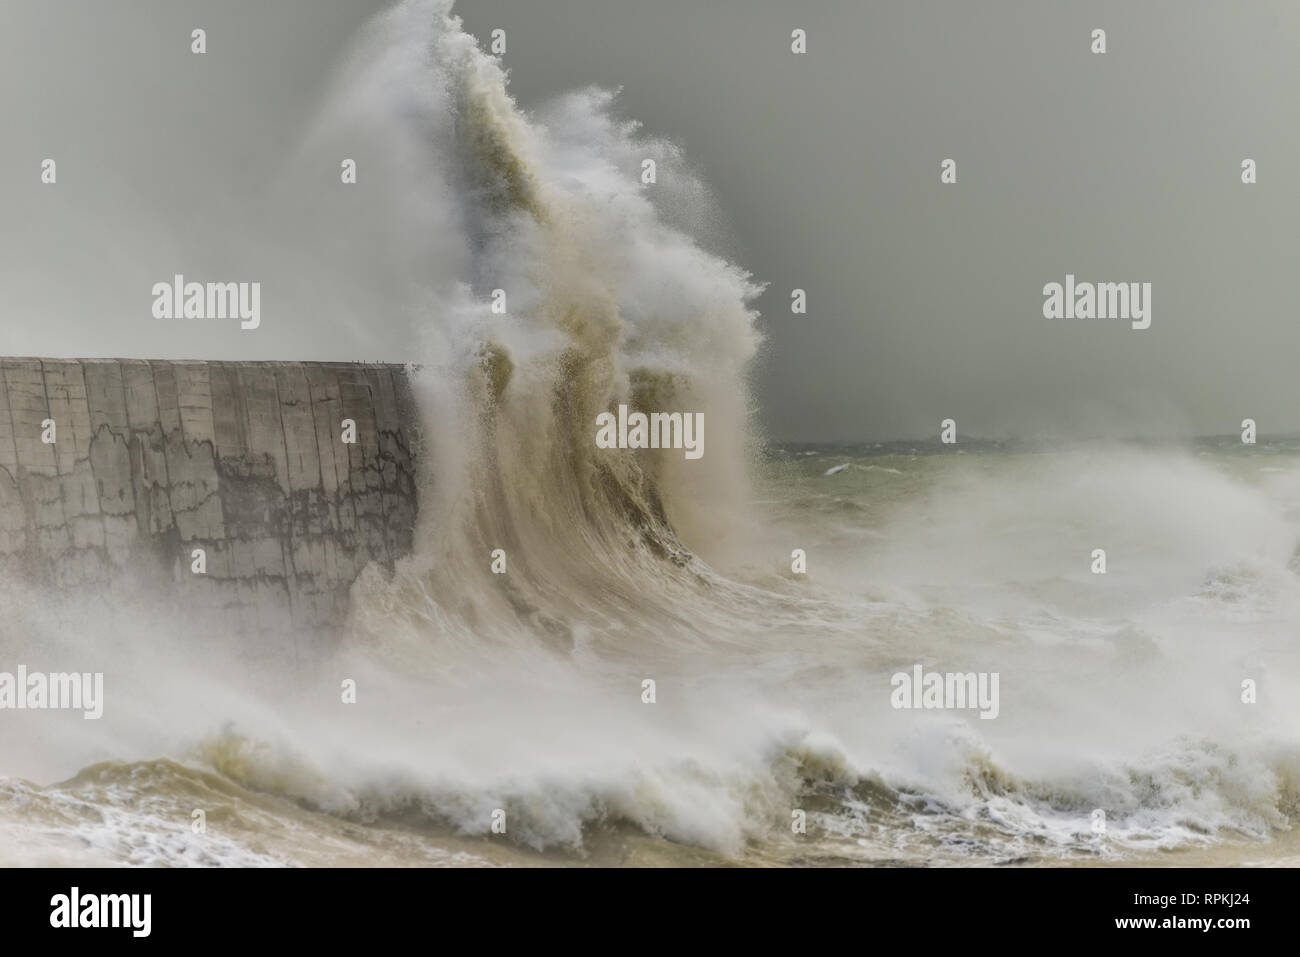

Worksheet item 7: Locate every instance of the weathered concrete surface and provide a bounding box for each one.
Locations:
[0,359,418,633]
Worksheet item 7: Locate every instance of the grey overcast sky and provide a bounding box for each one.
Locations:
[1,1,1296,441]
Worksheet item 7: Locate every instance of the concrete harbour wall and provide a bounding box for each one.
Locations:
[0,359,419,634]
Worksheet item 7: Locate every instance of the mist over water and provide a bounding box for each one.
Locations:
[2,1,1299,867]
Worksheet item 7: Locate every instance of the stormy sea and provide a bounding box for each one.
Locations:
[1,1,1297,868]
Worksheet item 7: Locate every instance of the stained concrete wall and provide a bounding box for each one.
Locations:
[0,359,418,634]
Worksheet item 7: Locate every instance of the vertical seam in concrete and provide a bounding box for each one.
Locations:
[39,360,74,567]
[305,365,327,498]
[146,359,175,533]
[365,373,393,566]
[117,360,144,541]
[270,365,301,670]
[147,358,175,522]
[0,362,25,558]
[75,360,112,571]
[302,363,329,626]
[0,361,18,476]
[330,366,359,536]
